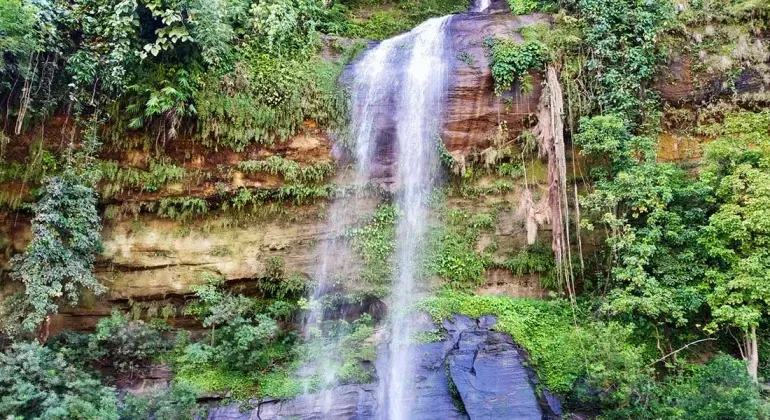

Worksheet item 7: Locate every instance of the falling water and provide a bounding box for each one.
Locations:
[300,16,407,408]
[386,16,453,420]
[474,0,491,12]
[303,13,453,419]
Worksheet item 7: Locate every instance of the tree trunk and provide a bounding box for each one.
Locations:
[37,316,50,345]
[746,326,759,383]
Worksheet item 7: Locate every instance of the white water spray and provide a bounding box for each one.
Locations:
[474,0,490,12]
[383,16,453,420]
[304,13,453,419]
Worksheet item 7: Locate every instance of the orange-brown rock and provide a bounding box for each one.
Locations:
[442,12,548,156]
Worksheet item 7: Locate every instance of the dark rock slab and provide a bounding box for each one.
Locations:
[206,384,377,420]
[448,326,542,419]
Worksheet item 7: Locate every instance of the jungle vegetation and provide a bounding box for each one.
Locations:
[0,0,769,418]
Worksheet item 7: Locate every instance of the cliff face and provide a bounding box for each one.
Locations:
[442,12,547,154]
[0,9,748,333]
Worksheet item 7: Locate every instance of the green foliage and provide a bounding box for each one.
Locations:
[455,179,515,198]
[99,160,186,198]
[224,184,335,210]
[195,54,348,151]
[119,382,199,420]
[612,355,768,419]
[498,242,556,287]
[435,136,457,173]
[484,38,549,95]
[0,0,42,75]
[0,342,118,419]
[335,0,471,40]
[293,315,376,394]
[186,0,236,66]
[237,156,335,184]
[156,197,209,222]
[507,0,538,15]
[174,274,300,397]
[90,311,166,376]
[577,114,711,333]
[574,115,640,177]
[125,67,200,136]
[700,111,770,333]
[579,0,674,124]
[423,208,494,287]
[4,172,104,333]
[348,204,397,284]
[257,273,310,300]
[249,0,323,57]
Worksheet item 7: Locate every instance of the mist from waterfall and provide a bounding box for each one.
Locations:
[300,23,397,405]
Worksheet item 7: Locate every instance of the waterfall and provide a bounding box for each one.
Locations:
[299,22,398,403]
[384,16,452,420]
[474,0,490,12]
[303,13,453,419]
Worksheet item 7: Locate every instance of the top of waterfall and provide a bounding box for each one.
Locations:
[474,0,490,12]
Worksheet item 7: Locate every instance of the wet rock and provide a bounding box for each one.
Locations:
[448,330,542,419]
[205,384,378,420]
[477,314,497,329]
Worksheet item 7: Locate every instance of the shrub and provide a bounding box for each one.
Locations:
[0,342,118,418]
[119,383,199,420]
[90,311,166,377]
[484,38,549,95]
[5,173,104,333]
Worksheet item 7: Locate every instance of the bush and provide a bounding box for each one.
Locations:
[484,38,549,95]
[612,355,768,419]
[0,342,118,419]
[90,311,166,377]
[119,383,199,420]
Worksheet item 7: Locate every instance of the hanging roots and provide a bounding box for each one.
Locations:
[516,187,550,246]
[531,65,574,296]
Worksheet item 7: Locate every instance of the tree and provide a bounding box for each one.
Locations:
[700,111,770,382]
[576,115,710,358]
[0,342,118,418]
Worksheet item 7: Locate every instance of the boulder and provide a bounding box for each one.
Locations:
[448,330,542,419]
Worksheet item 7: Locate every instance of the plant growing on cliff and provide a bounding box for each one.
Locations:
[579,0,674,125]
[1,117,105,338]
[89,311,166,377]
[348,204,397,284]
[423,208,494,288]
[484,38,548,95]
[3,172,104,336]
